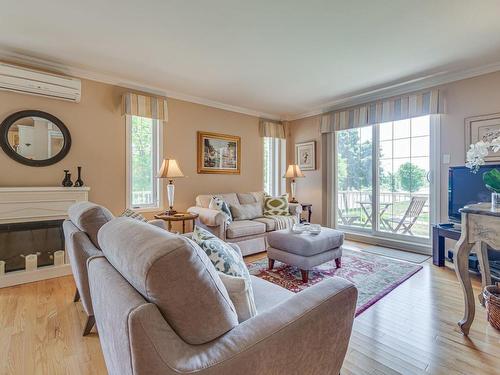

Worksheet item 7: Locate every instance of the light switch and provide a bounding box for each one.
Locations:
[442,154,450,164]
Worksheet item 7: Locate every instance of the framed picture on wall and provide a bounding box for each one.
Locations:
[465,113,500,162]
[295,141,316,170]
[197,131,241,174]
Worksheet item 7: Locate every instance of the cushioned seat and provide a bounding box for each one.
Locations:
[226,220,266,239]
[250,276,293,313]
[253,217,276,232]
[267,227,344,256]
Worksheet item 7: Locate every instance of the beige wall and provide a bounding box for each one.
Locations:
[289,70,500,225]
[0,78,263,225]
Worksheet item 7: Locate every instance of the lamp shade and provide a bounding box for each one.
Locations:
[284,164,305,178]
[157,159,185,178]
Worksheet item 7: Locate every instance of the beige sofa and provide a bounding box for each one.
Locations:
[88,217,358,375]
[188,192,301,255]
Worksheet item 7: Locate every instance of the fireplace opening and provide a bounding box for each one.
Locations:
[0,220,65,273]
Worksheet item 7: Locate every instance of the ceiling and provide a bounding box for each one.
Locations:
[2,0,500,119]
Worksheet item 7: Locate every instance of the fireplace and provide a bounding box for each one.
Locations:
[0,220,65,273]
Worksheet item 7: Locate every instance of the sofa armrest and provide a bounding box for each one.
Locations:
[128,277,357,375]
[289,202,302,217]
[148,219,166,230]
[187,206,226,227]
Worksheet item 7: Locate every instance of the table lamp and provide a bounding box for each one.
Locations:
[157,159,185,214]
[284,164,305,203]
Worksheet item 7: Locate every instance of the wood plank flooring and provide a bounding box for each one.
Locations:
[0,241,499,375]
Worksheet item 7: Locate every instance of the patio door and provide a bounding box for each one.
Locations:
[336,115,437,246]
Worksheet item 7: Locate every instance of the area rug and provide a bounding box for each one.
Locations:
[246,247,422,316]
[361,245,431,264]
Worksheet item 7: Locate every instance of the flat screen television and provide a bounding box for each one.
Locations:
[448,164,500,222]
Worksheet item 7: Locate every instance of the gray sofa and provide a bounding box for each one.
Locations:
[188,191,301,256]
[63,202,165,335]
[88,217,358,375]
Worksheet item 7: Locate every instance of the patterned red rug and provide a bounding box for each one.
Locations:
[246,247,423,316]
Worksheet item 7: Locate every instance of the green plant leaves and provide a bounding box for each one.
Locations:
[483,168,500,193]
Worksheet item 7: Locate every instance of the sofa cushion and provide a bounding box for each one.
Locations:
[230,202,263,220]
[253,217,276,231]
[226,220,266,238]
[120,208,148,222]
[196,193,239,208]
[263,194,290,216]
[68,201,114,248]
[250,276,293,313]
[98,217,239,345]
[218,272,257,323]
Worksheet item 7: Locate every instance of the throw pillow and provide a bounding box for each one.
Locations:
[217,272,257,323]
[263,194,290,216]
[230,202,263,220]
[208,196,233,222]
[121,209,148,222]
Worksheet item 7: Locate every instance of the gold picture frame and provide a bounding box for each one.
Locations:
[197,131,241,174]
[465,113,500,162]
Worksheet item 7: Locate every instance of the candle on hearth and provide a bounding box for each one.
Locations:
[25,254,37,272]
[0,261,5,276]
[54,250,65,266]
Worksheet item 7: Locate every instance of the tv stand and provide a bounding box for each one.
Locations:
[432,223,461,266]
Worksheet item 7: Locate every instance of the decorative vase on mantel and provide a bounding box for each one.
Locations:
[62,170,73,187]
[74,166,84,187]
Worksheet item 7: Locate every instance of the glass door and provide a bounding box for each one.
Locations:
[336,115,433,244]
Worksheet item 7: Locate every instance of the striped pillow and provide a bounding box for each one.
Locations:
[263,194,290,216]
[121,209,148,222]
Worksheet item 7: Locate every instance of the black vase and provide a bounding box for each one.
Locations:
[74,166,84,187]
[62,170,73,187]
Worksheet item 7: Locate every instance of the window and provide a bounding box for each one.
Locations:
[263,137,286,196]
[126,115,163,210]
[336,115,435,243]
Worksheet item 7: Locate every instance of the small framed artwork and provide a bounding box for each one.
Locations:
[295,141,316,170]
[197,131,241,174]
[465,113,500,162]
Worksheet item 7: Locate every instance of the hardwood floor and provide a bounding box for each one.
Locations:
[0,241,499,375]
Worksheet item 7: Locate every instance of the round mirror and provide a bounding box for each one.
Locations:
[0,110,71,167]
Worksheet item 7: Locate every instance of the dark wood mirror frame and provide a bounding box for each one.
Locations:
[0,110,71,167]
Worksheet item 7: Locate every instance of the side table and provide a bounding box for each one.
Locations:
[154,212,199,233]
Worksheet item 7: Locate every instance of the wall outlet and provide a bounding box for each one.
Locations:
[442,154,450,164]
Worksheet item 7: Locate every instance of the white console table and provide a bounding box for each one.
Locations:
[0,186,90,287]
[454,202,498,335]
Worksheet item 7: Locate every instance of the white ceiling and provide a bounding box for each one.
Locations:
[2,0,500,119]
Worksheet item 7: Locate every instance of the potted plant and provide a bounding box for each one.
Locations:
[466,138,500,208]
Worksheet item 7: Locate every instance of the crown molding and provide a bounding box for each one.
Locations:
[0,49,281,120]
[286,60,500,121]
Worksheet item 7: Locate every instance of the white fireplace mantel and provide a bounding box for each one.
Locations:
[0,186,90,224]
[0,186,89,288]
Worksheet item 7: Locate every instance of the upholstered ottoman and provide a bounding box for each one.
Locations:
[267,227,344,283]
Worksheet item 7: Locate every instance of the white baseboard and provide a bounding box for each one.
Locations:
[0,264,72,288]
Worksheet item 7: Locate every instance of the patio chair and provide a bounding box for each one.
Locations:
[385,196,427,235]
[337,192,360,225]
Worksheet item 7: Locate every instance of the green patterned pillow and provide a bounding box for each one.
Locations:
[263,194,290,216]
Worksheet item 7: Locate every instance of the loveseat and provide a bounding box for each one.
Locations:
[188,191,301,255]
[88,217,358,375]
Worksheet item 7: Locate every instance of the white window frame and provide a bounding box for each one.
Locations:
[125,115,164,212]
[334,115,441,254]
[263,137,286,196]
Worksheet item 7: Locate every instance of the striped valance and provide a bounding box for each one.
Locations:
[320,89,440,133]
[122,92,169,122]
[259,119,286,139]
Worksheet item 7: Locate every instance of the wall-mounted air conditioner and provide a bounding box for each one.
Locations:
[0,62,81,103]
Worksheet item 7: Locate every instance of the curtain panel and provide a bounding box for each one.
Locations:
[320,89,439,133]
[122,92,169,122]
[259,119,286,139]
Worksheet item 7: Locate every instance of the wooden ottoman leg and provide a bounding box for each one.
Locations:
[268,258,275,270]
[301,270,309,283]
[335,258,342,268]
